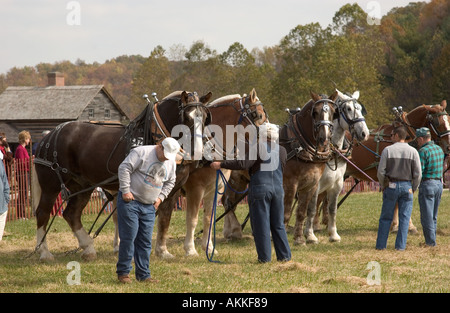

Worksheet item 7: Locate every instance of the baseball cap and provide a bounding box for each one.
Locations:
[161,137,181,161]
[416,127,430,138]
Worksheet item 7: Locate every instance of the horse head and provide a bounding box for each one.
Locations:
[239,88,268,127]
[335,89,369,142]
[424,100,450,155]
[310,91,337,150]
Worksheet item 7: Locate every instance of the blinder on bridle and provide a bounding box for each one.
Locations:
[238,95,268,126]
[335,96,367,127]
[311,98,335,134]
[178,92,211,125]
[427,111,450,138]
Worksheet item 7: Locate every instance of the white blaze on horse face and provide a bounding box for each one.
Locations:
[323,106,331,141]
[190,108,204,161]
[443,115,450,130]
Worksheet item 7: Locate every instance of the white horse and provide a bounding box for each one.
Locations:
[307,90,369,242]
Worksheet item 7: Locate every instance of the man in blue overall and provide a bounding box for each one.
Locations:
[210,123,291,263]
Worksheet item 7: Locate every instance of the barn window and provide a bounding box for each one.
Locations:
[104,108,111,119]
[88,108,94,118]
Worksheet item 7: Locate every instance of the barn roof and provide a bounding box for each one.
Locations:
[0,85,126,120]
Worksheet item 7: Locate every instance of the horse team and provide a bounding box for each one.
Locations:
[31,88,450,261]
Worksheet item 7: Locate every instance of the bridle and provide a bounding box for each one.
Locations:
[311,98,335,139]
[335,96,367,138]
[236,95,267,126]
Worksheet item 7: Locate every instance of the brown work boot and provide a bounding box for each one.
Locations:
[118,275,132,284]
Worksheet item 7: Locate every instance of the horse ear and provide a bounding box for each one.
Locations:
[249,88,257,102]
[352,91,360,100]
[310,91,319,101]
[181,91,188,104]
[200,92,213,104]
[441,100,447,110]
[329,90,339,102]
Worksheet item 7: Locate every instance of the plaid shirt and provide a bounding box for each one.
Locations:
[418,141,445,179]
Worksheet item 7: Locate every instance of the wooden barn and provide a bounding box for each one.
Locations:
[0,72,129,147]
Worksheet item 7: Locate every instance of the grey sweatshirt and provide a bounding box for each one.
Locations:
[377,142,422,191]
[118,146,176,204]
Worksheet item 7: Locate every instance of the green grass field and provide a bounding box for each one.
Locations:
[1,191,449,293]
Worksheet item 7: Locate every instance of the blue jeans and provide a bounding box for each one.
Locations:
[376,181,413,250]
[248,159,291,262]
[418,179,442,246]
[116,192,156,281]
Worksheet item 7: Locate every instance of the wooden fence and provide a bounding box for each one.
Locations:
[3,158,109,222]
[2,158,449,222]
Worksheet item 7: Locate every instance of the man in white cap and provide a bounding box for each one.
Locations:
[116,137,180,283]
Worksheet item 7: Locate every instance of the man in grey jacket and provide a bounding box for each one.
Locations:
[376,126,422,251]
[116,137,180,283]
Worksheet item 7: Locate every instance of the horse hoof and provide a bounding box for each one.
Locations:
[293,238,306,246]
[409,228,419,235]
[39,252,55,262]
[81,252,97,261]
[329,236,341,243]
[158,250,175,260]
[306,237,319,244]
[185,249,199,257]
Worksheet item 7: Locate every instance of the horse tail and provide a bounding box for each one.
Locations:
[31,163,42,214]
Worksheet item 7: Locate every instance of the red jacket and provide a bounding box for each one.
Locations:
[15,145,30,172]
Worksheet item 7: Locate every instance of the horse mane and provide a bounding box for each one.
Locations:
[208,94,241,107]
[162,90,184,100]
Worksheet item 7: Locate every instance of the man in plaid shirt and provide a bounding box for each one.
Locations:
[416,127,445,247]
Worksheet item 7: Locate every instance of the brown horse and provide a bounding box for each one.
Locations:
[32,91,212,261]
[346,100,450,232]
[281,91,337,245]
[154,88,268,259]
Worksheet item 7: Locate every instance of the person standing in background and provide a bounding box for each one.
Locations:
[415,127,445,247]
[0,159,11,240]
[15,130,31,219]
[376,126,422,251]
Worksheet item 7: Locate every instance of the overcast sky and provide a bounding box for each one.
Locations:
[0,0,422,74]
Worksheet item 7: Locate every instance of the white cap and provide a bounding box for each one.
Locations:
[161,137,181,161]
[259,122,279,142]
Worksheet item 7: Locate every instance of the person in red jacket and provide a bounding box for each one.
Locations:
[15,130,31,219]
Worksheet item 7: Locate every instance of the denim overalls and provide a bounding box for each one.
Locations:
[248,143,291,262]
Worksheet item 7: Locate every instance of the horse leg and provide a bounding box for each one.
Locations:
[327,184,342,242]
[304,187,320,244]
[313,192,326,231]
[223,210,243,240]
[390,203,399,232]
[293,193,309,245]
[155,190,179,259]
[35,192,59,261]
[184,184,205,257]
[111,197,119,253]
[63,191,96,261]
[408,218,418,234]
[283,181,298,227]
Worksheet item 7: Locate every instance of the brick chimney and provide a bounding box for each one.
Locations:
[47,72,65,86]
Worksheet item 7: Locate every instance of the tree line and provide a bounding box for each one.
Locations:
[1,1,448,128]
